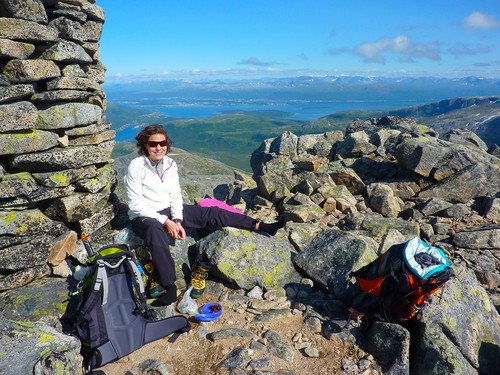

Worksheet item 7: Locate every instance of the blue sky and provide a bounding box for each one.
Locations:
[99,0,500,81]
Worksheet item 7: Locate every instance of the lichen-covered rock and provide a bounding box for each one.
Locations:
[8,140,114,171]
[78,202,115,235]
[75,163,116,193]
[0,235,54,271]
[360,214,420,238]
[31,165,98,188]
[43,189,110,222]
[37,102,102,130]
[0,129,59,155]
[31,88,95,102]
[0,279,82,374]
[442,128,488,151]
[413,266,500,375]
[293,229,378,300]
[335,130,377,158]
[367,322,410,375]
[48,16,87,42]
[0,17,58,42]
[417,163,500,203]
[0,83,34,103]
[0,264,49,291]
[0,38,35,59]
[0,0,48,23]
[0,208,66,237]
[198,228,299,290]
[0,101,38,132]
[0,171,38,198]
[2,59,61,83]
[451,225,500,249]
[39,39,93,63]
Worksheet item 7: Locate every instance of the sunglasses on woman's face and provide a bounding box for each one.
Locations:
[147,140,168,148]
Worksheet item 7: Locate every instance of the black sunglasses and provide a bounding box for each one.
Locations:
[147,140,168,148]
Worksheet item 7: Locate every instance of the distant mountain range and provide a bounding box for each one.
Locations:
[312,96,500,146]
[104,75,500,104]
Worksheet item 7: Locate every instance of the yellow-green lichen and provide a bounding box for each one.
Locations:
[38,333,56,343]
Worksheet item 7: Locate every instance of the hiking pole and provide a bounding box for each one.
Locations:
[81,234,95,256]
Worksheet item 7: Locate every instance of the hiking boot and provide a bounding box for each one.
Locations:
[147,274,165,299]
[151,283,177,307]
[190,265,209,299]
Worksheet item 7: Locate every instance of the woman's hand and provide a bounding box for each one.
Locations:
[164,219,186,240]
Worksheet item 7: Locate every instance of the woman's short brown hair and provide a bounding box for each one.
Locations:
[135,124,173,156]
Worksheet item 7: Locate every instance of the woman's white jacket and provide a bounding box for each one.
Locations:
[124,155,183,224]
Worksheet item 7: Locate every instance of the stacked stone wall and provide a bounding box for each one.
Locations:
[0,0,115,288]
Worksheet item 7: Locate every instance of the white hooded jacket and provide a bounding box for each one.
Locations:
[124,155,183,224]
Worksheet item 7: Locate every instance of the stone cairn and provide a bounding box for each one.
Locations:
[0,0,114,291]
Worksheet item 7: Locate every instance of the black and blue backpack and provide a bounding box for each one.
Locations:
[70,240,190,371]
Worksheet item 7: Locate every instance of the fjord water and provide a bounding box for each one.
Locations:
[113,99,423,141]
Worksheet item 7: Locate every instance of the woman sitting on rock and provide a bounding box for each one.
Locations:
[124,124,285,306]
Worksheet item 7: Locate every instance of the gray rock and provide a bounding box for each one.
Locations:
[263,330,294,362]
[8,140,115,171]
[81,1,105,22]
[3,59,60,83]
[218,348,252,369]
[336,130,377,158]
[0,313,81,375]
[0,129,59,156]
[65,121,109,136]
[31,88,96,102]
[82,59,106,83]
[483,197,500,222]
[83,19,103,42]
[207,328,258,341]
[413,266,500,375]
[48,16,87,42]
[451,225,500,249]
[43,190,110,222]
[0,17,58,42]
[327,164,366,195]
[0,208,66,237]
[417,197,454,216]
[75,163,116,193]
[0,0,48,23]
[32,165,98,188]
[366,183,402,218]
[360,214,420,238]
[0,38,35,59]
[39,39,93,63]
[0,235,54,271]
[0,264,49,292]
[78,203,115,236]
[0,171,38,198]
[294,229,378,300]
[0,101,38,132]
[441,128,488,151]
[367,322,410,375]
[0,83,34,103]
[198,228,298,290]
[270,131,298,156]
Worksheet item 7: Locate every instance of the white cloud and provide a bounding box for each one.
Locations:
[238,57,279,67]
[461,11,500,29]
[448,44,491,56]
[354,35,440,64]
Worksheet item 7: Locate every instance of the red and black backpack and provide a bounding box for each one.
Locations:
[347,237,454,324]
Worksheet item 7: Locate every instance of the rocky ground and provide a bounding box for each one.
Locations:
[100,282,380,375]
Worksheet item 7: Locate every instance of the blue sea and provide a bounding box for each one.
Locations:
[112,99,424,142]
